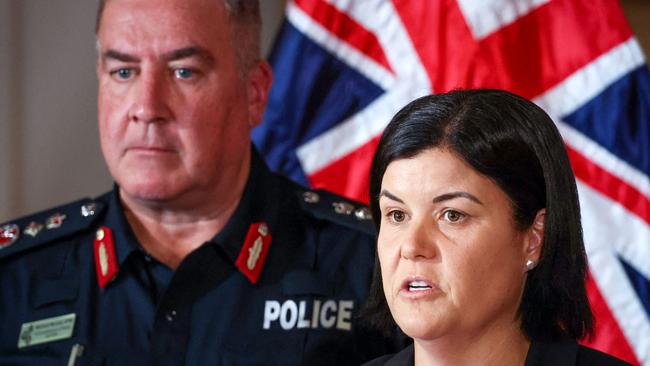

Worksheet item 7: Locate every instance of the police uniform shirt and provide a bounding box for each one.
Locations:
[0,149,397,366]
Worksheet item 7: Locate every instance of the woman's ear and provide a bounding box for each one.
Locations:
[523,209,545,271]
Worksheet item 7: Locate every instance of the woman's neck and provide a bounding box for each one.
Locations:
[414,322,531,366]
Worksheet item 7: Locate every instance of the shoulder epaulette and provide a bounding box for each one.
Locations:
[0,198,106,261]
[297,188,376,236]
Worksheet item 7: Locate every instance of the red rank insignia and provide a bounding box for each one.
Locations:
[235,222,272,285]
[93,226,119,289]
[0,224,19,250]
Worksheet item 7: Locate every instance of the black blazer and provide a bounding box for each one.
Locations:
[363,339,633,366]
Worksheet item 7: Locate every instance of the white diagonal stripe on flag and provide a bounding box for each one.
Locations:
[534,38,650,199]
[296,83,428,174]
[457,0,550,39]
[579,180,650,281]
[287,2,396,91]
[325,0,432,91]
[580,182,650,362]
[534,38,645,119]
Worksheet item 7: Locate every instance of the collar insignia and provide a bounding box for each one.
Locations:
[45,213,67,229]
[93,227,119,288]
[236,222,272,284]
[24,221,44,237]
[0,224,20,250]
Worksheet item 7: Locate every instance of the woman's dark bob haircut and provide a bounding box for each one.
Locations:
[365,89,593,342]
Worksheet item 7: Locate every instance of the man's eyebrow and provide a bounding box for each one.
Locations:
[379,190,404,204]
[101,47,215,65]
[162,47,215,64]
[103,49,140,63]
[432,191,483,205]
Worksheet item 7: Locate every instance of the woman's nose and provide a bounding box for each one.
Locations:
[399,219,437,260]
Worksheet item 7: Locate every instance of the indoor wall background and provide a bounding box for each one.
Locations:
[0,0,648,223]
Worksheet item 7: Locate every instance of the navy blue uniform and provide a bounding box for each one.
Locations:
[0,150,397,365]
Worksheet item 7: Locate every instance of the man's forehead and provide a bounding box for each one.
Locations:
[97,0,232,56]
[98,0,230,36]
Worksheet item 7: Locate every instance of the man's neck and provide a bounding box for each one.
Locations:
[119,157,251,270]
[122,198,240,269]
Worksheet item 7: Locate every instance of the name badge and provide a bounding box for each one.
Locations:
[18,313,76,348]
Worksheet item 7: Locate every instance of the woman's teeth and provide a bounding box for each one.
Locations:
[408,281,432,291]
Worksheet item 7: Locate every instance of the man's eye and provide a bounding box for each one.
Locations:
[111,68,133,80]
[174,68,194,79]
[442,210,465,223]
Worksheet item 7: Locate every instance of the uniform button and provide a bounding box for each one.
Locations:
[303,191,320,204]
[165,310,177,322]
[143,255,152,262]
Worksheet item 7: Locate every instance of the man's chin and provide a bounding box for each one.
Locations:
[118,181,185,206]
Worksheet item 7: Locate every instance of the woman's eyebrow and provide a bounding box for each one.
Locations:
[379,189,404,204]
[432,191,483,205]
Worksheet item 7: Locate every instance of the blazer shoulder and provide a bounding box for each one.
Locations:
[293,186,376,236]
[576,345,634,366]
[0,196,107,261]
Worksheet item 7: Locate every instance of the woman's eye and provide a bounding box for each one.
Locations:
[442,210,465,222]
[388,210,406,223]
[174,68,194,79]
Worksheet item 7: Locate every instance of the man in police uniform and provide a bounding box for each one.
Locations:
[0,0,401,364]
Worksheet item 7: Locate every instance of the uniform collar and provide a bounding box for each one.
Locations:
[103,147,282,269]
[102,185,146,267]
[208,148,282,264]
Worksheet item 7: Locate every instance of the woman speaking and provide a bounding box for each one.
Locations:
[363,90,631,366]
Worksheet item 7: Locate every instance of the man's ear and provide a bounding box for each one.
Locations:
[96,55,102,79]
[524,209,545,269]
[246,60,273,128]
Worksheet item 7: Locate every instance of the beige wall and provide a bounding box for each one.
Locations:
[1,1,107,224]
[0,0,648,223]
[0,0,13,221]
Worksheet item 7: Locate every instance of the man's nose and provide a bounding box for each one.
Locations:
[128,70,171,123]
[400,220,437,260]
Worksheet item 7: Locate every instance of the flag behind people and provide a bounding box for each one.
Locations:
[254,1,650,364]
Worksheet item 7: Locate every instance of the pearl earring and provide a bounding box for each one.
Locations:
[525,259,536,271]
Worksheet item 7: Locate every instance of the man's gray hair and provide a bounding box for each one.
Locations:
[95,0,261,70]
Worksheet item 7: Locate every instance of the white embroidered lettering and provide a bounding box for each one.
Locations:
[280,300,298,330]
[263,301,280,329]
[311,300,321,328]
[336,300,354,330]
[320,300,337,328]
[263,300,355,331]
[297,301,310,328]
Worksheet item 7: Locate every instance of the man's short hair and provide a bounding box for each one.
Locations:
[95,0,261,70]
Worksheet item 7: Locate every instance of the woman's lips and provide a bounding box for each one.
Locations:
[399,277,440,299]
[408,280,433,291]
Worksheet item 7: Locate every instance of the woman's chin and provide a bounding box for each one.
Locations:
[394,312,449,342]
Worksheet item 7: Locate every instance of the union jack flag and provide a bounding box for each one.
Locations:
[253,1,650,364]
